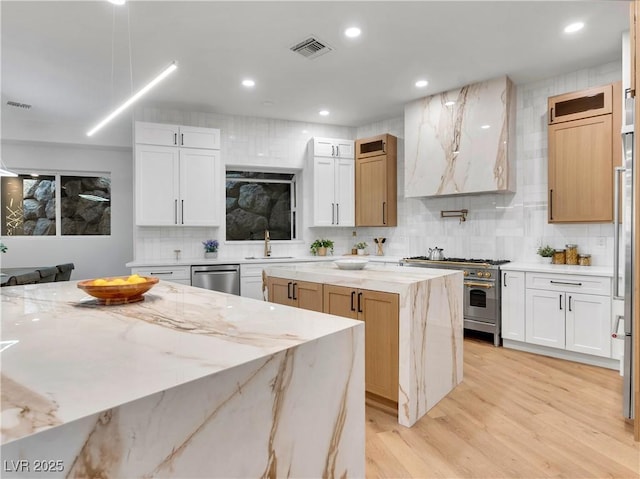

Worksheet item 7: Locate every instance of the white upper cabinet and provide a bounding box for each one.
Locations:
[311,157,355,227]
[135,121,221,150]
[134,122,221,226]
[312,137,354,159]
[404,75,515,197]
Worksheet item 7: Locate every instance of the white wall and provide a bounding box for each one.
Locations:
[0,141,133,279]
[346,61,622,266]
[132,107,356,262]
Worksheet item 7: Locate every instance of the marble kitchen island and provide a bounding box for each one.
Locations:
[0,281,364,478]
[264,262,463,427]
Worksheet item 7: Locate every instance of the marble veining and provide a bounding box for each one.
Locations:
[1,280,364,478]
[265,262,463,427]
[405,75,514,197]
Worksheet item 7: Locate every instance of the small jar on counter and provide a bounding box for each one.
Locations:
[565,244,578,265]
[553,249,566,264]
[578,254,591,266]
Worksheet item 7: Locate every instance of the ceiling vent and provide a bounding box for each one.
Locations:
[7,101,32,110]
[290,36,332,60]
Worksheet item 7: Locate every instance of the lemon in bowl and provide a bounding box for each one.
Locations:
[78,275,159,305]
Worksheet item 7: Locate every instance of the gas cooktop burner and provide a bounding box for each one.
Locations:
[404,256,511,266]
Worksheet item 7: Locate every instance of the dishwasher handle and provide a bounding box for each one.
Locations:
[191,265,240,273]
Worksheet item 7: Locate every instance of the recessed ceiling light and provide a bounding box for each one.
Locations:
[107,0,126,5]
[564,22,584,34]
[444,101,456,107]
[345,27,361,38]
[319,110,330,116]
[481,124,491,129]
[242,79,255,87]
[415,80,428,88]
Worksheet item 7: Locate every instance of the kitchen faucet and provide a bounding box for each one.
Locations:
[264,229,271,257]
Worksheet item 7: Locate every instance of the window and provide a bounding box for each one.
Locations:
[225,171,297,240]
[1,173,111,237]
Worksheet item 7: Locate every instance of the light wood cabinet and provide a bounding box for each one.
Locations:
[547,82,621,223]
[501,270,525,341]
[355,134,397,227]
[267,276,323,312]
[323,284,399,402]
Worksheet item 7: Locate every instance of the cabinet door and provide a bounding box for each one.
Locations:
[313,138,337,157]
[294,280,323,312]
[135,122,179,146]
[356,134,388,159]
[356,155,387,226]
[525,289,565,348]
[335,139,354,159]
[501,271,525,341]
[313,157,337,226]
[179,126,220,150]
[179,149,220,226]
[323,284,358,319]
[335,159,355,226]
[566,293,612,357]
[548,114,613,222]
[360,289,399,402]
[267,277,295,307]
[241,276,265,300]
[548,84,612,124]
[135,145,179,226]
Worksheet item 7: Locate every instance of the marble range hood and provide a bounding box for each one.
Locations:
[404,75,516,197]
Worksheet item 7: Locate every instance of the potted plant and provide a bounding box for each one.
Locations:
[536,245,554,263]
[354,241,368,255]
[0,241,7,253]
[202,239,219,259]
[310,239,334,256]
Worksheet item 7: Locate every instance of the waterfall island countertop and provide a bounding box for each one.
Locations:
[264,261,464,427]
[0,281,364,478]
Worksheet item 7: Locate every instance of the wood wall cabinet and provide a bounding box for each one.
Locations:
[267,276,323,312]
[355,134,397,227]
[324,284,399,402]
[547,82,621,223]
[135,122,221,227]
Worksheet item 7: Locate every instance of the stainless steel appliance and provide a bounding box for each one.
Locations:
[401,257,510,346]
[191,264,240,295]
[614,125,635,420]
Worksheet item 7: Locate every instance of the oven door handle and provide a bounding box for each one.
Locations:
[464,281,494,289]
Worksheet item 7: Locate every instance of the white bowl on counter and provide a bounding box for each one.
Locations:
[334,258,369,270]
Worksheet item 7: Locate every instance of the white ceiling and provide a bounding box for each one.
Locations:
[0,1,630,137]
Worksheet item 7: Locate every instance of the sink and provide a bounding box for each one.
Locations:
[244,256,294,260]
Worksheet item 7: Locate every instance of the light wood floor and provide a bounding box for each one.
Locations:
[366,335,640,478]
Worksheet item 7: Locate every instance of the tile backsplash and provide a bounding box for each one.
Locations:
[134,60,621,266]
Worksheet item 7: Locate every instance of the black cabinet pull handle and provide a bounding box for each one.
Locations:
[503,272,507,287]
[331,203,335,225]
[174,199,178,224]
[336,203,339,224]
[350,291,355,311]
[549,189,553,220]
[383,202,387,225]
[568,296,572,312]
[357,292,363,313]
[174,133,177,145]
[287,282,292,299]
[292,282,297,300]
[181,133,184,146]
[550,280,582,286]
[559,294,563,310]
[549,107,554,123]
[181,199,184,224]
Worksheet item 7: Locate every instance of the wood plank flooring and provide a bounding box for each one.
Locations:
[366,336,640,478]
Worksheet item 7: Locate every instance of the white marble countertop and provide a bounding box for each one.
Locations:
[264,262,459,294]
[126,255,403,268]
[501,261,613,277]
[0,281,362,445]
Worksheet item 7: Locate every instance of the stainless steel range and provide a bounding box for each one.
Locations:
[401,257,510,346]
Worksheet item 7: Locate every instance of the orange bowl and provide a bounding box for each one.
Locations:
[77,276,159,305]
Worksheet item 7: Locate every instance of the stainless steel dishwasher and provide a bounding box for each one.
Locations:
[191,264,240,295]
